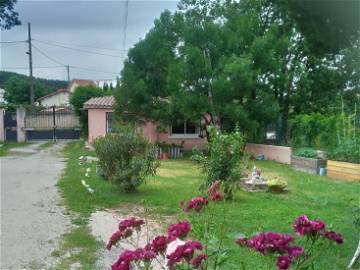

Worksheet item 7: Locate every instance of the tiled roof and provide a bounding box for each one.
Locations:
[71,79,96,87]
[83,96,114,109]
[37,89,69,101]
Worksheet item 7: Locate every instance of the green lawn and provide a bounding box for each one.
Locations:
[58,141,360,269]
[0,142,29,156]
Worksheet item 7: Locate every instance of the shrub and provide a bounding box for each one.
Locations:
[93,126,159,192]
[328,139,360,163]
[192,126,247,199]
[293,147,318,158]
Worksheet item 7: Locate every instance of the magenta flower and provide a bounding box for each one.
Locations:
[286,246,304,257]
[323,231,344,244]
[208,181,223,201]
[190,254,208,268]
[293,215,325,237]
[276,255,292,270]
[150,235,169,254]
[247,232,294,255]
[106,228,133,250]
[118,217,145,232]
[168,221,191,240]
[167,240,203,268]
[183,196,209,213]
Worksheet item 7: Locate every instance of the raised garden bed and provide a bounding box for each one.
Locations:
[291,155,327,175]
[327,160,360,181]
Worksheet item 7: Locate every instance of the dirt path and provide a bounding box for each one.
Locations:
[0,142,71,269]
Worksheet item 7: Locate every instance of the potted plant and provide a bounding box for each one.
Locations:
[291,147,327,175]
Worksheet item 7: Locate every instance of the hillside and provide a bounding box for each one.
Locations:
[0,71,68,91]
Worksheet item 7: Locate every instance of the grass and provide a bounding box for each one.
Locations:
[58,141,360,269]
[51,226,100,270]
[39,140,55,149]
[0,142,28,156]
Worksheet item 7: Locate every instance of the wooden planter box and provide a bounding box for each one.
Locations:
[327,160,360,181]
[291,155,327,175]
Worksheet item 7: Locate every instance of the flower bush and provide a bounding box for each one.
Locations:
[107,181,343,270]
[192,126,248,199]
[94,125,159,192]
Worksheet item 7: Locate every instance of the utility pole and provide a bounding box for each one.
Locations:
[66,65,70,82]
[27,22,34,105]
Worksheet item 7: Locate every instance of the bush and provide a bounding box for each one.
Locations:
[328,139,360,163]
[192,126,247,199]
[267,177,288,193]
[293,147,319,158]
[93,126,159,192]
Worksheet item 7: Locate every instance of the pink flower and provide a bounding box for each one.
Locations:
[167,240,203,268]
[106,229,133,250]
[286,246,304,257]
[183,197,208,213]
[111,248,156,270]
[190,254,208,268]
[118,217,145,232]
[276,255,292,270]
[293,215,325,237]
[247,232,294,255]
[151,235,169,254]
[168,221,191,240]
[323,231,343,244]
[208,181,223,201]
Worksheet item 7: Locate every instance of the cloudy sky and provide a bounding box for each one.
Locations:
[0,0,178,83]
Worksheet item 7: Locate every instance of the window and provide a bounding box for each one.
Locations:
[106,112,113,133]
[170,120,200,138]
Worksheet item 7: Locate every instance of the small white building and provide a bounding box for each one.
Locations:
[37,79,96,107]
[37,88,70,107]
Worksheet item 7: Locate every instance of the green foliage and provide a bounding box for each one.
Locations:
[4,75,53,105]
[69,85,104,135]
[293,147,318,159]
[0,71,67,93]
[93,126,159,192]
[192,126,247,199]
[328,139,360,164]
[0,0,20,29]
[290,113,338,149]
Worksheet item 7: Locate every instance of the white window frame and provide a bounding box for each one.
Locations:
[106,112,113,134]
[169,120,200,139]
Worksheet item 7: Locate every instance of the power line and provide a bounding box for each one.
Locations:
[70,65,119,75]
[1,65,64,70]
[31,44,66,66]
[33,39,125,58]
[33,38,126,52]
[0,40,26,44]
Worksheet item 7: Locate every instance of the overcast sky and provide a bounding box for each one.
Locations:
[0,0,178,84]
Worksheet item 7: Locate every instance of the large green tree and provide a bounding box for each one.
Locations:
[70,85,104,134]
[115,0,358,143]
[4,76,50,105]
[0,0,20,30]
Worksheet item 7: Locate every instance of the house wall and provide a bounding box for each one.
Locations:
[87,109,207,151]
[245,143,292,164]
[40,92,70,107]
[157,128,207,151]
[88,108,113,143]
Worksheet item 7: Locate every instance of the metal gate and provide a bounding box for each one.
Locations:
[4,111,17,142]
[24,106,81,140]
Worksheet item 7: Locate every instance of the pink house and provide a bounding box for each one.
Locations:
[84,96,207,151]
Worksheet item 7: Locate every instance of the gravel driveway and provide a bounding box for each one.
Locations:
[0,142,71,269]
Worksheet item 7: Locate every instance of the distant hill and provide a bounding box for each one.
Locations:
[0,71,68,91]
